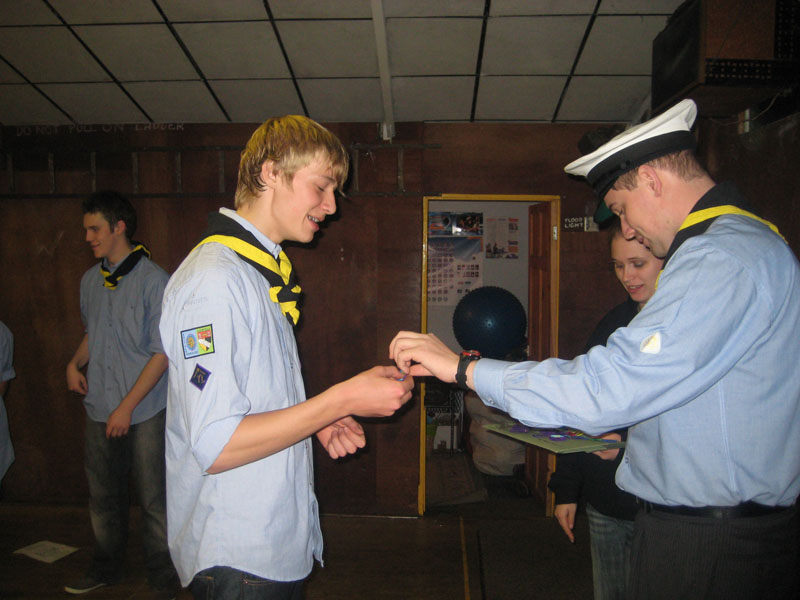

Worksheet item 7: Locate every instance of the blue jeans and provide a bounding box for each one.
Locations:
[189,566,304,600]
[586,503,635,600]
[84,410,175,587]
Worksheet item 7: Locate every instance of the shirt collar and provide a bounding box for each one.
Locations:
[219,207,282,259]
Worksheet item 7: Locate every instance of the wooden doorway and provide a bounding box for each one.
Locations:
[420,194,560,515]
[525,202,561,516]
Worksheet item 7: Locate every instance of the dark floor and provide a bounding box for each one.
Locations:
[0,462,592,600]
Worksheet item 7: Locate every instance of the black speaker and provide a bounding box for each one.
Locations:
[651,0,798,117]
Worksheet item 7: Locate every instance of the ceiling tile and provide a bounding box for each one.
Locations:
[599,0,685,15]
[557,75,651,121]
[387,18,483,76]
[50,0,161,23]
[0,84,72,125]
[0,27,110,82]
[0,0,718,126]
[482,16,590,75]
[392,76,474,121]
[124,81,227,122]
[269,0,371,19]
[210,79,304,122]
[575,15,669,75]
[159,0,268,22]
[491,0,598,16]
[0,61,25,84]
[298,78,383,122]
[38,82,147,123]
[279,20,378,78]
[475,76,566,121]
[384,0,485,17]
[0,0,60,25]
[74,24,197,80]
[174,22,289,79]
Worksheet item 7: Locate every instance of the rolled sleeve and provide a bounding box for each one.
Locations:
[193,415,243,473]
[161,266,254,473]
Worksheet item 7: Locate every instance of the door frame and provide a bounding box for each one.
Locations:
[419,194,561,515]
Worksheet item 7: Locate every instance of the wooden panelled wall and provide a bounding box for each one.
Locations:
[1,113,798,514]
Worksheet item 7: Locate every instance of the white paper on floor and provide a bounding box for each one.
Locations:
[14,540,78,563]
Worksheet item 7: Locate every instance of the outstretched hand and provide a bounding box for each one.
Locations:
[388,331,460,384]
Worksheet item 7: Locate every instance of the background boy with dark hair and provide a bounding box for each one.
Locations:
[66,190,178,597]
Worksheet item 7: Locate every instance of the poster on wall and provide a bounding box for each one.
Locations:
[429,212,483,237]
[427,236,483,306]
[485,217,520,259]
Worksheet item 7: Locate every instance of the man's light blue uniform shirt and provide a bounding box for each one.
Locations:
[475,213,800,508]
[160,208,321,586]
[80,255,168,423]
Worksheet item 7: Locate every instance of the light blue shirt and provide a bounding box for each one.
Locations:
[160,208,321,586]
[475,214,800,508]
[80,255,168,423]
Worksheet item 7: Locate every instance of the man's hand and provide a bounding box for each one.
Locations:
[554,502,577,543]
[106,405,133,438]
[66,363,88,395]
[334,365,414,418]
[388,331,460,384]
[591,432,622,460]
[317,417,366,459]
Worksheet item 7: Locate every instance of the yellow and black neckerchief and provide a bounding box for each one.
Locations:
[195,211,301,326]
[101,243,151,289]
[656,182,784,288]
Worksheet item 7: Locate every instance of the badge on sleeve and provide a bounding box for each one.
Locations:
[640,332,662,354]
[181,324,215,359]
[190,364,211,391]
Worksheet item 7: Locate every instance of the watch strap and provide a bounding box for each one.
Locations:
[456,351,480,390]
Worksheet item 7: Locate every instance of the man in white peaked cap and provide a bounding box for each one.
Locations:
[389,99,800,599]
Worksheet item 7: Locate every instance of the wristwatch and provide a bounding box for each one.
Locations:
[455,350,481,390]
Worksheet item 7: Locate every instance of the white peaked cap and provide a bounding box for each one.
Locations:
[564,99,699,210]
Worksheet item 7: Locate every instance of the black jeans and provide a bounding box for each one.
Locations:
[189,566,304,600]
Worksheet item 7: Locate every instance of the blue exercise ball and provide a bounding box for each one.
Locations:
[452,286,527,360]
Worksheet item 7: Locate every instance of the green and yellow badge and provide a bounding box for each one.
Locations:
[181,324,215,359]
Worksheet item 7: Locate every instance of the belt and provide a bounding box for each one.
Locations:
[636,499,791,519]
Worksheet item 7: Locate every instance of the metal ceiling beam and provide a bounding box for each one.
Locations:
[470,0,491,122]
[370,0,395,141]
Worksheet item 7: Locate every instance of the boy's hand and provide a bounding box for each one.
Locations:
[106,405,133,438]
[66,363,88,395]
[317,417,366,459]
[335,366,414,418]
